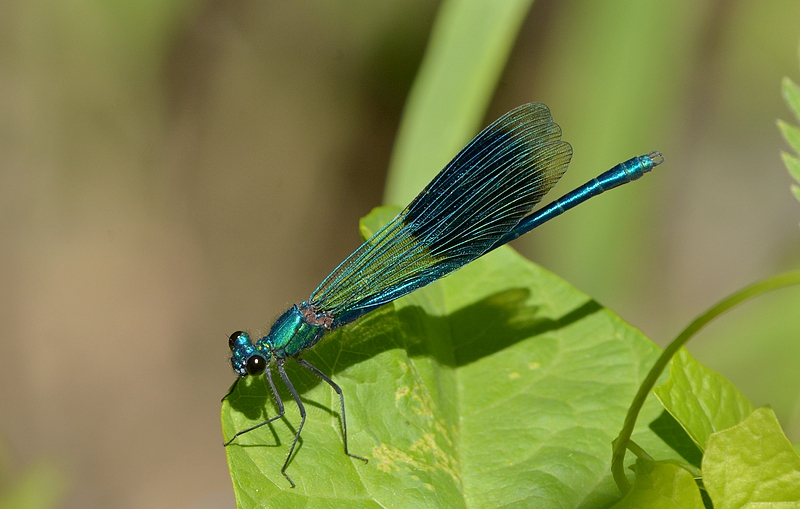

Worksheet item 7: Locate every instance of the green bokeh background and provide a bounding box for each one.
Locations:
[1,1,799,508]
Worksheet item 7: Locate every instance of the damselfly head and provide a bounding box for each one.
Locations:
[228,331,270,376]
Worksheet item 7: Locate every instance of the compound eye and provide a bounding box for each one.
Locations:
[246,355,267,376]
[229,331,247,351]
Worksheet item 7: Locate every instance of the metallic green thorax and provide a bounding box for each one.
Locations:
[257,304,328,358]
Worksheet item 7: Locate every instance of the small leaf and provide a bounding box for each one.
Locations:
[778,120,800,156]
[654,348,754,451]
[610,458,705,509]
[782,77,800,125]
[703,406,800,508]
[780,76,800,208]
[781,152,800,184]
[359,206,402,240]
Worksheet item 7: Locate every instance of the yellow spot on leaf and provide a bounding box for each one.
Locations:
[371,432,460,482]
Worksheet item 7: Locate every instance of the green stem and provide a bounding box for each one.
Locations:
[611,270,800,494]
[626,440,653,461]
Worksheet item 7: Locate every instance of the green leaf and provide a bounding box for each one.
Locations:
[654,348,754,452]
[359,206,402,240]
[783,77,800,126]
[223,213,681,507]
[383,0,535,206]
[610,458,705,509]
[780,152,800,184]
[778,121,800,160]
[780,76,800,208]
[703,406,800,508]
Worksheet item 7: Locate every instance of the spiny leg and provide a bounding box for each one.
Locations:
[297,358,368,464]
[223,368,285,446]
[277,359,305,488]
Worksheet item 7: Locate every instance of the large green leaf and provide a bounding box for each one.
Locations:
[222,212,678,508]
[703,406,800,508]
[654,348,754,451]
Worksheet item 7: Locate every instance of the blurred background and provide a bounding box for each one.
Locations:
[1,0,799,507]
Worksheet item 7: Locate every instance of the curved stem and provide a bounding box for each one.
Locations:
[611,271,800,494]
